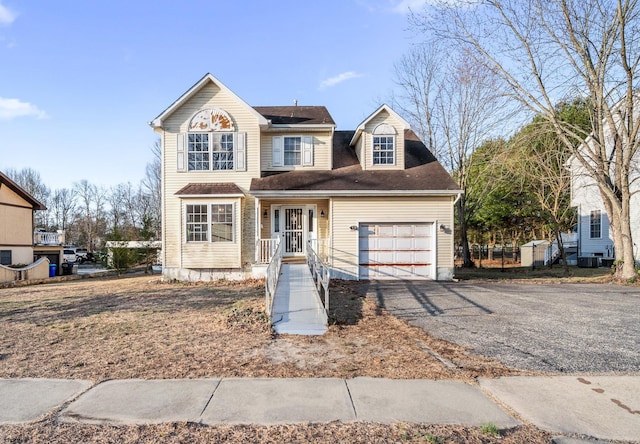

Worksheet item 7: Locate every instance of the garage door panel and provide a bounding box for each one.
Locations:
[377,238,395,250]
[358,222,434,280]
[395,238,415,250]
[395,225,414,236]
[377,225,395,236]
[414,225,430,236]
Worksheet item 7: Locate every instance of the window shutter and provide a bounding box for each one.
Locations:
[272,136,283,167]
[302,136,314,166]
[177,133,186,171]
[235,132,246,171]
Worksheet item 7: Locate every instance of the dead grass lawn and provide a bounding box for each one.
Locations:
[0,274,551,443]
[0,275,528,381]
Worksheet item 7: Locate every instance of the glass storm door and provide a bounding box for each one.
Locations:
[283,208,304,255]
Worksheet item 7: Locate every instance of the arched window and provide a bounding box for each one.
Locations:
[372,123,396,165]
[184,108,240,171]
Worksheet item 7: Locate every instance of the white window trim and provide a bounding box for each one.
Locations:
[272,135,314,167]
[178,130,247,173]
[589,209,602,239]
[372,134,396,166]
[185,203,210,243]
[184,201,237,243]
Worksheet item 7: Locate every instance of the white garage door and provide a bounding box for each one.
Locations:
[359,223,434,280]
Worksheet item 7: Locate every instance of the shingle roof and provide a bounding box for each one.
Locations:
[249,130,460,194]
[175,183,244,196]
[253,106,336,125]
[0,171,46,210]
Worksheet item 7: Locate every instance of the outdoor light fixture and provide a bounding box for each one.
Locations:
[439,224,446,232]
[263,210,268,219]
[320,210,325,218]
[349,225,358,231]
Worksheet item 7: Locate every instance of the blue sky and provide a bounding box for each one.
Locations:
[0,0,426,191]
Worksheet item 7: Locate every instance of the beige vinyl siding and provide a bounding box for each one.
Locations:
[0,188,34,248]
[159,81,263,271]
[260,130,333,171]
[180,198,242,268]
[330,196,455,279]
[354,134,364,166]
[363,109,405,171]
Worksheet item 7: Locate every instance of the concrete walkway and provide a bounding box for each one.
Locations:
[271,263,327,335]
[1,376,639,442]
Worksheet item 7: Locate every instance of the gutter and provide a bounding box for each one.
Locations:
[249,189,463,198]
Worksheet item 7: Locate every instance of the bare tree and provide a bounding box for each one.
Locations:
[74,180,107,251]
[50,188,76,231]
[392,45,443,157]
[418,0,640,278]
[393,46,509,267]
[141,139,161,239]
[4,167,51,228]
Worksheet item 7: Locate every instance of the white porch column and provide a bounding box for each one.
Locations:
[255,197,260,263]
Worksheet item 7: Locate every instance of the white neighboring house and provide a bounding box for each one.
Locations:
[569,113,640,264]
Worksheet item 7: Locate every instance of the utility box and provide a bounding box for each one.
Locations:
[577,256,599,268]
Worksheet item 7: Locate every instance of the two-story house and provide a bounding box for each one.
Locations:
[150,74,461,281]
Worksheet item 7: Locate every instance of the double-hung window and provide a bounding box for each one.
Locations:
[283,137,302,166]
[272,136,313,167]
[186,203,234,243]
[188,134,210,171]
[211,204,234,242]
[373,136,395,165]
[188,133,234,171]
[186,204,209,242]
[590,210,602,239]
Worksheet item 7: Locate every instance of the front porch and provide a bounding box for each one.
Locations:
[254,198,330,264]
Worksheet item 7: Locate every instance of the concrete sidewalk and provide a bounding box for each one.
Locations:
[0,376,638,442]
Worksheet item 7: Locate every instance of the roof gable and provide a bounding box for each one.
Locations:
[0,171,46,210]
[350,104,411,146]
[149,73,268,129]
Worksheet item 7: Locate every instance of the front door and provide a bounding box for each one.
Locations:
[283,207,305,256]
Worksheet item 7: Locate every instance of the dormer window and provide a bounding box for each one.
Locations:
[372,123,396,165]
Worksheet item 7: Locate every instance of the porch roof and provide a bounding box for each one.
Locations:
[249,130,461,196]
[175,183,244,197]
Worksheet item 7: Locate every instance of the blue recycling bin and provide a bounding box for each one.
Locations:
[49,264,57,277]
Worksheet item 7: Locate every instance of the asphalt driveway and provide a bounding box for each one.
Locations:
[354,281,640,373]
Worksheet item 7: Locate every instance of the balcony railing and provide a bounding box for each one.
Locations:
[33,231,65,246]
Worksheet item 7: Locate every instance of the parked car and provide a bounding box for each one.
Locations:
[75,248,89,262]
[62,249,76,263]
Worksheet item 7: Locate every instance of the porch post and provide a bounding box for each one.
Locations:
[255,197,260,263]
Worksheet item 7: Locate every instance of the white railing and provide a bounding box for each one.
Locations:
[265,238,282,316]
[545,233,579,265]
[256,238,281,264]
[33,231,64,246]
[308,238,331,262]
[307,239,330,312]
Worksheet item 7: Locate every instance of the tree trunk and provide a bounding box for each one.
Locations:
[456,198,474,267]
